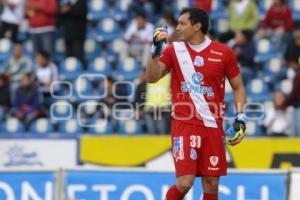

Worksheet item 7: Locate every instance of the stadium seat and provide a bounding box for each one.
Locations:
[2,118,25,134]
[112,0,131,22]
[224,102,236,121]
[17,20,29,42]
[114,57,141,81]
[29,118,53,134]
[54,38,66,63]
[225,79,234,102]
[58,119,83,134]
[86,24,96,38]
[263,57,286,83]
[259,0,272,18]
[172,0,190,16]
[96,17,121,42]
[210,0,227,20]
[59,57,83,81]
[0,38,12,64]
[255,38,275,63]
[87,0,110,21]
[88,57,112,76]
[50,100,73,120]
[245,121,264,136]
[118,120,143,134]
[80,100,99,117]
[106,38,128,62]
[290,0,300,21]
[212,18,229,34]
[246,78,271,102]
[72,77,94,102]
[88,119,113,134]
[84,38,100,62]
[275,79,293,95]
[23,40,33,58]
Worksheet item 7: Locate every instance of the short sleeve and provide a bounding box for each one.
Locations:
[224,47,240,79]
[159,44,174,70]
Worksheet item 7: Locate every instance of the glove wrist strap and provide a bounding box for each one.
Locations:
[236,112,246,123]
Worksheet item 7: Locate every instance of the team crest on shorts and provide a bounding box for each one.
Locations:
[194,56,204,67]
[173,137,184,162]
[190,148,197,160]
[209,156,219,167]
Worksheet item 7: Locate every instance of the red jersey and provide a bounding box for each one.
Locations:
[159,37,240,128]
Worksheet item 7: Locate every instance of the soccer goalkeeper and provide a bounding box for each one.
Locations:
[147,7,247,200]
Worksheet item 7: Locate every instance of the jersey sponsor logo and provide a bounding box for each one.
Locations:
[181,73,214,97]
[192,72,203,84]
[208,58,222,62]
[193,56,204,67]
[210,156,219,166]
[210,49,223,56]
[190,148,197,160]
[173,137,184,162]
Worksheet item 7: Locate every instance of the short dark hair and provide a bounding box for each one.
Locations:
[240,29,254,41]
[135,11,146,19]
[37,50,50,60]
[180,7,209,34]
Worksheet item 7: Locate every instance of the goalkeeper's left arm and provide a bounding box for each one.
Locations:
[226,74,247,146]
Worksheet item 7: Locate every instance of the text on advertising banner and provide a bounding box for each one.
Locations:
[0,171,55,200]
[64,170,287,200]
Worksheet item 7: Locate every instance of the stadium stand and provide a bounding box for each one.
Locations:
[0,0,299,136]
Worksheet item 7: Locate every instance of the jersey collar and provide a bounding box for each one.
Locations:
[187,36,212,53]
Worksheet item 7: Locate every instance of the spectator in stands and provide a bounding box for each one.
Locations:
[25,0,57,57]
[2,43,32,103]
[134,68,147,129]
[100,76,131,131]
[34,50,58,107]
[283,27,300,73]
[219,0,258,43]
[11,73,41,129]
[193,0,212,13]
[256,0,293,49]
[144,74,171,134]
[283,57,300,136]
[0,0,25,42]
[59,0,87,68]
[124,12,154,65]
[264,91,294,136]
[232,30,256,84]
[0,74,10,122]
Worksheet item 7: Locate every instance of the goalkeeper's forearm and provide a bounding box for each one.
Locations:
[233,86,247,113]
[230,75,247,113]
[146,57,168,83]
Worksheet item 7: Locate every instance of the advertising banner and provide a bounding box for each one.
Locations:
[64,170,287,200]
[0,138,78,168]
[290,169,300,200]
[0,171,55,200]
[80,136,300,169]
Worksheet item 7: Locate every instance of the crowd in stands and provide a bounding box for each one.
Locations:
[0,0,299,136]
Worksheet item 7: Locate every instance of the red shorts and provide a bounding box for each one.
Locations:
[171,120,227,177]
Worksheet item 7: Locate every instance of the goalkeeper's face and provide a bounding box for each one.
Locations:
[176,13,201,42]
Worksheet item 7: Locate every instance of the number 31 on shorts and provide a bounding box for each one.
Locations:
[190,135,201,148]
